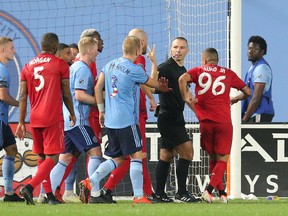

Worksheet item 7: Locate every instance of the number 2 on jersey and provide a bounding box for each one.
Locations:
[34,66,45,91]
[198,72,226,96]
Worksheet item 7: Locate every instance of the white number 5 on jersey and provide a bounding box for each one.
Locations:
[34,66,45,91]
[198,72,225,96]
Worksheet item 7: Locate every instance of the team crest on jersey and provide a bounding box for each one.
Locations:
[78,79,85,85]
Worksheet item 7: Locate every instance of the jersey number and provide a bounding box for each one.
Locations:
[34,66,45,91]
[198,72,226,96]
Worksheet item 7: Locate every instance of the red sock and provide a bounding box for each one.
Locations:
[142,157,154,195]
[59,156,77,188]
[104,157,130,190]
[42,174,52,194]
[29,158,55,189]
[209,160,227,189]
[210,159,224,190]
[209,159,216,175]
[38,158,44,167]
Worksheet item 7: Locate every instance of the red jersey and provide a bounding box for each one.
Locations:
[21,53,69,127]
[187,64,245,123]
[135,55,148,119]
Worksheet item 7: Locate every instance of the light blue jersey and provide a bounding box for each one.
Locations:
[0,63,10,124]
[102,57,149,128]
[64,61,94,131]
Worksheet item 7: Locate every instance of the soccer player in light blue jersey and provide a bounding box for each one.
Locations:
[79,35,171,204]
[0,36,24,202]
[50,36,103,203]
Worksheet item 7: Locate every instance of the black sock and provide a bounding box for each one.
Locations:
[46,192,55,200]
[207,184,214,194]
[219,190,227,196]
[176,158,190,195]
[155,160,170,196]
[26,184,34,193]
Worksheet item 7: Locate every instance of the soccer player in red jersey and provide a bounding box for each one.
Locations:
[178,47,251,203]
[16,33,76,205]
[102,29,156,202]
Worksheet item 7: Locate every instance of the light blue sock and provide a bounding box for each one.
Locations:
[87,156,102,192]
[3,155,15,194]
[90,159,117,192]
[65,161,78,191]
[130,159,143,197]
[50,160,68,193]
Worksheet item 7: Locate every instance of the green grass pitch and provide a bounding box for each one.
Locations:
[1,198,288,216]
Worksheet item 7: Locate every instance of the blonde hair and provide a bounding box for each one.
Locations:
[122,35,140,55]
[0,36,12,47]
[78,37,98,55]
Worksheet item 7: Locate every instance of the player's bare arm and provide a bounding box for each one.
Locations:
[0,87,19,107]
[242,83,263,121]
[230,85,252,105]
[95,72,105,127]
[15,81,28,140]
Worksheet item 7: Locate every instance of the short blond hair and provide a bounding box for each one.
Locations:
[78,37,98,55]
[0,36,12,47]
[122,35,140,55]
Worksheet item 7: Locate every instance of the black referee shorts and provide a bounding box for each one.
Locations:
[157,109,190,150]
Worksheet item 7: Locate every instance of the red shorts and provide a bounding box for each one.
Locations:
[200,120,233,155]
[88,116,102,143]
[139,116,147,153]
[31,121,65,155]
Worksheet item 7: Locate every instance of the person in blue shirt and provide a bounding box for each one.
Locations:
[79,35,171,204]
[0,36,24,202]
[49,36,102,204]
[242,35,274,122]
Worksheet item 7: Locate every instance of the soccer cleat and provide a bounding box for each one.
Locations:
[48,198,63,205]
[90,193,115,204]
[133,196,152,204]
[101,188,117,203]
[219,195,228,204]
[3,193,25,202]
[153,193,174,203]
[20,186,35,205]
[202,190,213,203]
[55,187,65,203]
[37,193,46,203]
[63,190,81,203]
[175,193,202,203]
[79,178,92,204]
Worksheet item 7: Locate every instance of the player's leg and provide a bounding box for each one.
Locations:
[62,158,80,202]
[103,156,130,195]
[21,122,64,205]
[80,157,120,204]
[139,116,154,197]
[154,148,174,202]
[202,122,232,203]
[1,123,24,202]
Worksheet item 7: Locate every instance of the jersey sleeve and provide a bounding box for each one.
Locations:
[131,65,149,84]
[59,60,70,79]
[20,66,27,82]
[134,55,146,71]
[253,64,271,83]
[186,67,199,83]
[230,70,246,90]
[74,66,90,90]
[0,66,8,88]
